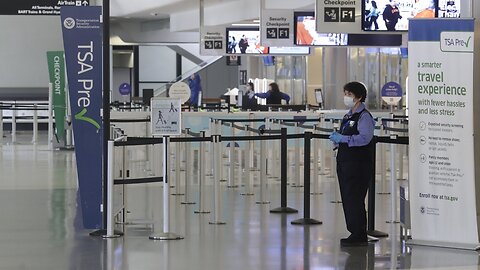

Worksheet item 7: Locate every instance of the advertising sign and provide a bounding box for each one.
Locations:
[260,9,294,47]
[316,0,362,34]
[119,83,131,96]
[381,81,403,105]
[61,6,103,229]
[1,0,89,15]
[408,18,479,249]
[47,51,66,140]
[151,98,182,136]
[200,26,225,56]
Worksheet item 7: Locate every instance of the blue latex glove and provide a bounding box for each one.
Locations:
[329,132,344,144]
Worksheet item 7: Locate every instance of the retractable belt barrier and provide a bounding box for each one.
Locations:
[105,115,410,238]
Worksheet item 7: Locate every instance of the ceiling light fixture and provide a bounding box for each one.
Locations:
[231,23,260,27]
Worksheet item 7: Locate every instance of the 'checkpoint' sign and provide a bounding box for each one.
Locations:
[200,26,225,56]
[261,9,294,47]
[316,0,362,34]
[151,98,182,136]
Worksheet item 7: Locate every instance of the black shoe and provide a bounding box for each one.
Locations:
[340,236,368,247]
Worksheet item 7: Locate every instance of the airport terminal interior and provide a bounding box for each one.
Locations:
[2,0,480,269]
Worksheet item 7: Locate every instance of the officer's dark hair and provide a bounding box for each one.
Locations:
[269,82,280,93]
[247,82,254,90]
[343,81,367,102]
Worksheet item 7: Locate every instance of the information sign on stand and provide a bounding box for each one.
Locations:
[315,0,362,34]
[151,98,181,136]
[408,18,480,250]
[381,81,403,105]
[168,82,191,104]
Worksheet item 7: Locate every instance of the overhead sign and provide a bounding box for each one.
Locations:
[381,81,403,105]
[168,82,191,104]
[151,98,182,136]
[260,9,294,47]
[61,6,103,229]
[1,0,89,15]
[200,26,225,56]
[315,0,362,34]
[408,18,480,249]
[46,51,66,141]
[119,83,131,96]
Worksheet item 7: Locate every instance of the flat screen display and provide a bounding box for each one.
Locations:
[226,27,311,55]
[362,0,437,31]
[437,0,460,17]
[227,28,268,54]
[294,13,348,46]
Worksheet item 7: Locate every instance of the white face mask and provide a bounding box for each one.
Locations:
[344,96,356,108]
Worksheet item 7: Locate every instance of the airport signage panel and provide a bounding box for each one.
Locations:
[408,18,479,249]
[1,0,89,15]
[315,0,362,34]
[200,26,225,56]
[46,51,66,141]
[260,9,294,47]
[61,6,103,229]
[151,98,182,136]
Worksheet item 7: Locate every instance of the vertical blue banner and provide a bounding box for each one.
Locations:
[61,6,103,229]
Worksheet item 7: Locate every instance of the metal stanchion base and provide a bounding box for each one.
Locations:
[194,210,211,214]
[181,201,196,205]
[102,234,122,239]
[291,218,323,225]
[386,220,400,224]
[209,221,226,225]
[89,229,124,237]
[171,193,185,196]
[377,192,391,195]
[270,207,298,214]
[368,236,380,242]
[256,201,270,205]
[367,230,389,238]
[330,200,342,204]
[219,179,227,182]
[169,185,175,188]
[240,193,255,196]
[397,178,407,181]
[227,185,239,188]
[290,184,304,188]
[310,192,323,195]
[149,232,184,240]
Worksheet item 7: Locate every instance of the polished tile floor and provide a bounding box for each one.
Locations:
[1,132,479,270]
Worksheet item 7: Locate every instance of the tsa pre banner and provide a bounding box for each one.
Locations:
[61,6,103,229]
[408,19,479,249]
[46,51,66,141]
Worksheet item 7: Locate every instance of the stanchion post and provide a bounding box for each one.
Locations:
[241,125,254,196]
[181,129,196,205]
[32,103,38,144]
[256,133,270,204]
[11,104,16,144]
[149,136,184,240]
[367,137,389,238]
[103,140,121,238]
[194,131,210,214]
[378,120,390,194]
[387,136,400,224]
[292,123,303,187]
[291,132,322,225]
[209,134,226,224]
[311,125,322,195]
[228,122,238,188]
[270,128,298,213]
[172,135,184,196]
[0,108,3,146]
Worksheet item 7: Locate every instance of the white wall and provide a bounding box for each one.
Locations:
[139,46,177,82]
[0,16,63,88]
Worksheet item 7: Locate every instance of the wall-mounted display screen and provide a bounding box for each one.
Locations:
[226,27,310,55]
[294,12,348,46]
[362,0,438,31]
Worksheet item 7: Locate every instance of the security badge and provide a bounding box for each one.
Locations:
[348,120,355,127]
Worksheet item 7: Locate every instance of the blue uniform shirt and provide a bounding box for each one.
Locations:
[339,103,375,147]
[254,91,290,103]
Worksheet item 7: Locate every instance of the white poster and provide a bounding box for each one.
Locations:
[151,98,181,136]
[260,9,294,47]
[408,19,479,248]
[315,0,362,34]
[200,26,225,56]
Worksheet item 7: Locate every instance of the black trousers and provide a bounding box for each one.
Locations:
[337,160,371,238]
